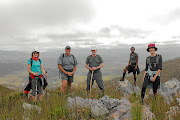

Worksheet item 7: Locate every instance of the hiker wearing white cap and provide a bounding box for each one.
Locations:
[28,51,48,103]
[85,47,104,94]
[57,46,78,93]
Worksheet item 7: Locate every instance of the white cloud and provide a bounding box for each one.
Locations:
[0,0,180,51]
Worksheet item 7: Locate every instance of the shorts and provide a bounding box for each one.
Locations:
[61,72,74,83]
[126,64,140,75]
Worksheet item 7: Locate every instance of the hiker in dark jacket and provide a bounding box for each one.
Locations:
[27,51,47,102]
[120,47,140,86]
[141,44,162,103]
[57,46,78,93]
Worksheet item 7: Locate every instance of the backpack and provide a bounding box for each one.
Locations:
[147,54,160,69]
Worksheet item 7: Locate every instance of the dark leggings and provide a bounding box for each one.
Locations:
[141,74,160,99]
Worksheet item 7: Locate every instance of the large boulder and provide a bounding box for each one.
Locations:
[161,78,180,101]
[90,99,109,116]
[67,96,133,118]
[118,79,141,96]
[109,97,132,120]
[118,79,133,96]
[67,97,109,116]
[99,95,120,110]
[133,85,141,94]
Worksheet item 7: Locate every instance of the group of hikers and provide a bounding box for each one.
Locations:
[25,43,162,104]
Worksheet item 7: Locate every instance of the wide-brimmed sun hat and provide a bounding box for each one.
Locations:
[147,44,157,52]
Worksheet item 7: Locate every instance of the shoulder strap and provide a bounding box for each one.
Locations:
[147,56,151,66]
[96,54,101,60]
[31,58,33,66]
[39,59,41,64]
[156,54,160,65]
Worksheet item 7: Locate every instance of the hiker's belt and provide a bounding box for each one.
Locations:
[64,69,73,72]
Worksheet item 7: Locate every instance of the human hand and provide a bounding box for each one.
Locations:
[92,67,97,71]
[66,72,73,76]
[151,76,156,82]
[45,73,48,77]
[135,66,137,70]
[34,72,39,76]
[90,68,94,71]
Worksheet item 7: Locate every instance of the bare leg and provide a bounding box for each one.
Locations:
[61,80,67,93]
[67,82,72,91]
[32,96,35,102]
[38,95,43,101]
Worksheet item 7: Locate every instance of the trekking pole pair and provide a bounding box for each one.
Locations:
[34,71,48,105]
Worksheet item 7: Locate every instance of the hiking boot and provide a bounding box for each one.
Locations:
[134,81,136,86]
[140,97,144,105]
[119,77,124,81]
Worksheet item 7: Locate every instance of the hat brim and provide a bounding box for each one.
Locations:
[32,51,40,54]
[147,47,157,52]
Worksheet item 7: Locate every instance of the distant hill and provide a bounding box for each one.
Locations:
[0,46,180,87]
[112,57,180,87]
[0,85,14,96]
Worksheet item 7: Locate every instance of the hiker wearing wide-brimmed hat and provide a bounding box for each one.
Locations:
[141,43,162,104]
[85,47,104,94]
[57,46,78,93]
[119,47,140,86]
[28,50,48,103]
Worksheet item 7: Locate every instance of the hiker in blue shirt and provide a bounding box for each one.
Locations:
[28,51,47,102]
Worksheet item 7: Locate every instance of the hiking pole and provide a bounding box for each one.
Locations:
[45,71,48,98]
[90,71,94,93]
[35,78,38,105]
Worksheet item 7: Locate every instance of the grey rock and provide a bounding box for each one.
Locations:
[100,95,120,110]
[67,97,75,107]
[165,106,180,120]
[133,85,141,94]
[67,97,109,116]
[162,78,180,99]
[118,79,133,96]
[158,89,171,104]
[176,98,180,106]
[74,97,85,107]
[91,99,109,116]
[109,97,131,120]
[22,103,41,114]
[22,103,41,120]
[120,110,132,120]
[142,105,155,120]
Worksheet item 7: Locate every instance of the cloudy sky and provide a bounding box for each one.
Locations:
[0,0,180,51]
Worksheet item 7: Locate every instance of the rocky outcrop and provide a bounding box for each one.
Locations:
[67,95,132,119]
[118,79,141,96]
[161,78,180,101]
[109,97,131,120]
